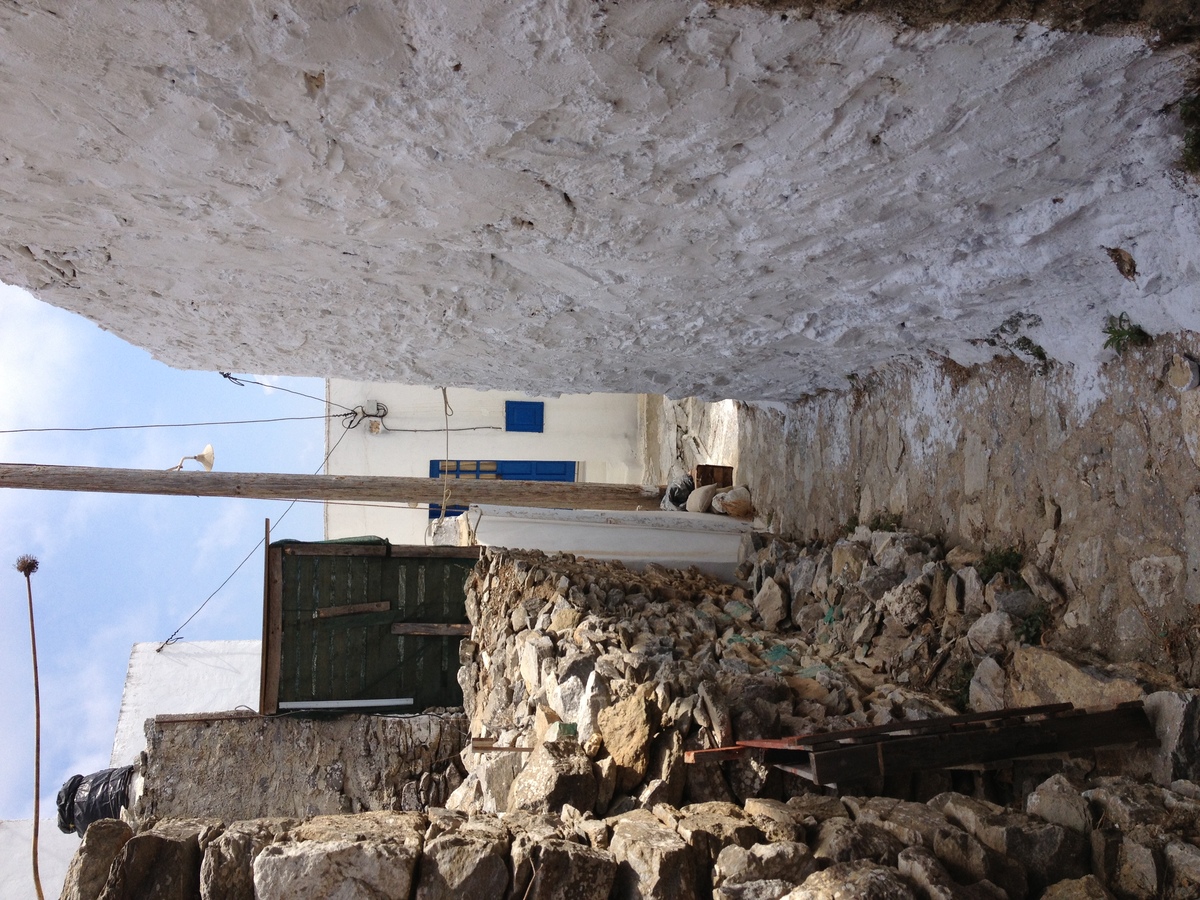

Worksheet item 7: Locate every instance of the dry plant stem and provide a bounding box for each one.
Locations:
[19,559,44,900]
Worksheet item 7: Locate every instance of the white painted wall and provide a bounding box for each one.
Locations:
[0,820,78,900]
[110,641,261,767]
[0,5,1194,401]
[324,382,644,546]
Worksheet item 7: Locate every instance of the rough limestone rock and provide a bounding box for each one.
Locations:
[880,581,930,631]
[785,861,919,899]
[1040,875,1116,899]
[292,811,427,846]
[897,846,1006,900]
[968,657,1006,712]
[1164,840,1200,900]
[1019,564,1064,609]
[60,819,134,900]
[1137,691,1200,785]
[609,814,699,900]
[253,839,420,900]
[930,792,1087,893]
[1026,775,1091,835]
[959,569,987,618]
[597,686,658,794]
[675,803,766,893]
[200,818,294,900]
[521,838,618,900]
[414,828,512,900]
[965,611,1016,656]
[97,821,213,900]
[714,842,819,891]
[814,817,906,867]
[832,542,870,583]
[753,578,788,631]
[719,879,804,900]
[507,738,598,815]
[1005,648,1144,709]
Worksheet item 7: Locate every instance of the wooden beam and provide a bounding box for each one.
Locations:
[0,463,663,511]
[315,601,391,619]
[391,622,471,636]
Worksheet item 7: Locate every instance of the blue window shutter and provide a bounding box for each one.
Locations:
[505,401,544,433]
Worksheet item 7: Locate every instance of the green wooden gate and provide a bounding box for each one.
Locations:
[259,540,479,714]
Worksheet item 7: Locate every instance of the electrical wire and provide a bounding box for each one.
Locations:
[156,423,354,651]
[370,401,500,433]
[0,416,335,435]
[220,372,358,413]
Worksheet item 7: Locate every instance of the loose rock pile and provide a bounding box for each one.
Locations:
[63,776,1200,899]
[63,532,1200,899]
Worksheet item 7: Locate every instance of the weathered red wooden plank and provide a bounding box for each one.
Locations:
[684,747,746,764]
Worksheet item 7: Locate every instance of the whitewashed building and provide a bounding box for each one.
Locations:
[323,381,749,579]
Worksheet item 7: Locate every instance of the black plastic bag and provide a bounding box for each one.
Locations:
[659,466,694,511]
[56,765,133,836]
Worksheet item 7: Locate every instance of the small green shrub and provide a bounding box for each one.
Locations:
[841,513,859,536]
[1103,312,1152,353]
[1016,604,1049,645]
[868,511,903,532]
[947,663,974,712]
[976,546,1023,584]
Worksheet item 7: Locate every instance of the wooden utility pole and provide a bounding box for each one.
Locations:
[0,463,662,511]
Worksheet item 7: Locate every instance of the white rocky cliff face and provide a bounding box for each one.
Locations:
[0,2,1195,398]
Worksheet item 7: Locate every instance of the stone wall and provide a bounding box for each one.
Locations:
[655,339,1200,679]
[131,712,467,827]
[452,543,1198,823]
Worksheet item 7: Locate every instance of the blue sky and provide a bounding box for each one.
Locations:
[0,282,326,820]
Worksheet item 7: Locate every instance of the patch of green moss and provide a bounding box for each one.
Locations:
[1016,603,1049,645]
[868,511,903,531]
[976,546,1023,584]
[1182,94,1200,174]
[1012,335,1047,362]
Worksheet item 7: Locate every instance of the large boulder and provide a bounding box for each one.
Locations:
[845,797,1026,900]
[1026,775,1091,835]
[785,861,919,899]
[1040,875,1116,899]
[597,686,659,794]
[930,793,1087,893]
[813,818,905,867]
[414,824,512,900]
[200,818,294,900]
[60,819,133,900]
[674,803,766,895]
[714,842,819,891]
[609,812,700,900]
[521,838,618,900]
[253,840,420,900]
[1005,648,1144,709]
[507,739,597,815]
[98,819,221,900]
[1164,840,1200,900]
[897,846,1006,900]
